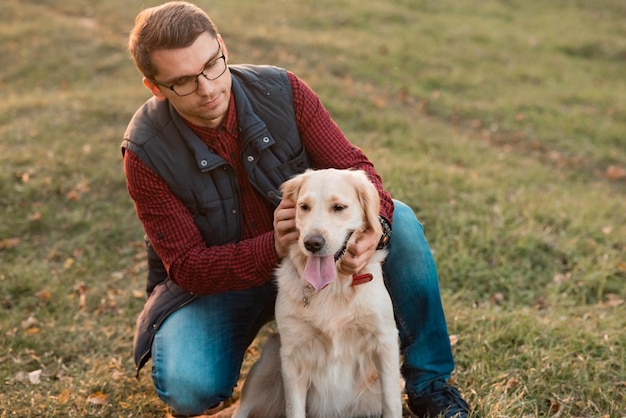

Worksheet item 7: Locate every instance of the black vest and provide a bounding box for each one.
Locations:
[122,65,311,373]
[123,64,309,249]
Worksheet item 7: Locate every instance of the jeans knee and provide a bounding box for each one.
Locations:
[392,199,423,231]
[156,373,230,415]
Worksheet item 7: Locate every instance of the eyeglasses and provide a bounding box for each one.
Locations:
[152,42,227,97]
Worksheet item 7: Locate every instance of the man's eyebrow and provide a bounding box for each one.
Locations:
[162,47,222,85]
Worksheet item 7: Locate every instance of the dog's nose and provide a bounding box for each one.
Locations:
[304,235,325,253]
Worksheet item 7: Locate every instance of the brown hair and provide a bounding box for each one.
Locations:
[128,1,218,79]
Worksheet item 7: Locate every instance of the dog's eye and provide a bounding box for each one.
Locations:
[299,203,310,212]
[332,204,346,212]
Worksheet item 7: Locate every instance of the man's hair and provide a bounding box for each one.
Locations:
[128,1,218,79]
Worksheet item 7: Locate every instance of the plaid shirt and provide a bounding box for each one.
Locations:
[124,71,393,294]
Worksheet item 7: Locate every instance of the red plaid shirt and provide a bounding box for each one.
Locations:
[124,71,393,294]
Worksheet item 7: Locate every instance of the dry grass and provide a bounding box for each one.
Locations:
[1,0,624,416]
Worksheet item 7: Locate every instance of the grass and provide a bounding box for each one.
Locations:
[1,0,625,416]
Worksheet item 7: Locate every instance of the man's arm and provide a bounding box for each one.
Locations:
[288,71,394,223]
[288,72,394,274]
[124,150,279,294]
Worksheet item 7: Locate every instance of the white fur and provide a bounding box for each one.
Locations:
[234,169,402,418]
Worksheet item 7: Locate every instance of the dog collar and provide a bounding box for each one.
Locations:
[351,273,373,286]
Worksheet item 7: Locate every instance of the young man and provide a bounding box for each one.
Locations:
[123,1,470,417]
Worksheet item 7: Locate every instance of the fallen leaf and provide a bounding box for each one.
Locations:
[63,257,75,269]
[28,369,42,385]
[449,334,459,346]
[0,237,20,250]
[604,294,624,307]
[605,165,626,180]
[21,316,38,329]
[87,391,108,405]
[58,389,71,404]
[553,273,570,284]
[76,282,88,310]
[112,370,125,380]
[505,376,519,392]
[66,190,80,201]
[36,290,51,301]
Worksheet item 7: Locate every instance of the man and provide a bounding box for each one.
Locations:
[123,1,471,417]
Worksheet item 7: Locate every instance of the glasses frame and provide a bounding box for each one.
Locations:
[152,41,226,97]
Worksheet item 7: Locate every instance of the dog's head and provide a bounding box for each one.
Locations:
[280,168,382,290]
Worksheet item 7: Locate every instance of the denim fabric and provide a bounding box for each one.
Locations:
[150,199,454,414]
[382,200,454,397]
[151,281,277,415]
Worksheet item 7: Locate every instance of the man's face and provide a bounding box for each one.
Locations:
[144,32,231,129]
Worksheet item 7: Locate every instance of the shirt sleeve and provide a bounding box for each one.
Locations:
[124,150,278,294]
[288,72,394,222]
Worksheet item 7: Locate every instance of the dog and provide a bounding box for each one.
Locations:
[234,168,402,418]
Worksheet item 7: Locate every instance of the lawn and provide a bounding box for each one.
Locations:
[1,0,624,416]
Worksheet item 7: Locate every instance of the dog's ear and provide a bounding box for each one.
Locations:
[280,171,306,202]
[355,171,382,236]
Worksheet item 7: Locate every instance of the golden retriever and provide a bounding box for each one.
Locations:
[234,168,402,418]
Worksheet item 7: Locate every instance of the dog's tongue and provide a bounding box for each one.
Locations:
[303,255,337,291]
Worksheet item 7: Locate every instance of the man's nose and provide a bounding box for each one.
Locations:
[196,72,215,95]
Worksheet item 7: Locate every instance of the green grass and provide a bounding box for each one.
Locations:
[1,0,625,416]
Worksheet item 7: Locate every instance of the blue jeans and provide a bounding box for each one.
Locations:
[151,199,454,415]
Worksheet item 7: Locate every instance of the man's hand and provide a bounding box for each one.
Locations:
[337,226,379,276]
[273,197,299,259]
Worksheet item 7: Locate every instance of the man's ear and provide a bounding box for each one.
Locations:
[217,34,228,63]
[143,77,167,101]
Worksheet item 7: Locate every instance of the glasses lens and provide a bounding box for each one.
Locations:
[172,79,198,96]
[206,57,226,80]
[171,57,226,96]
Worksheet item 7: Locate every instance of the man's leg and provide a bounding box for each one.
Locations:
[151,281,277,416]
[383,200,469,417]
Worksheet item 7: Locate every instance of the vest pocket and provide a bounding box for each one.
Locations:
[191,195,240,246]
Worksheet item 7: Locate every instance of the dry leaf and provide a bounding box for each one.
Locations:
[505,376,519,392]
[58,389,71,404]
[21,316,38,329]
[63,257,75,269]
[29,212,42,221]
[87,391,108,405]
[0,237,20,250]
[605,165,626,180]
[604,294,624,307]
[76,282,88,310]
[553,273,570,284]
[112,370,125,380]
[449,334,459,346]
[66,190,80,201]
[28,369,42,385]
[36,290,51,301]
